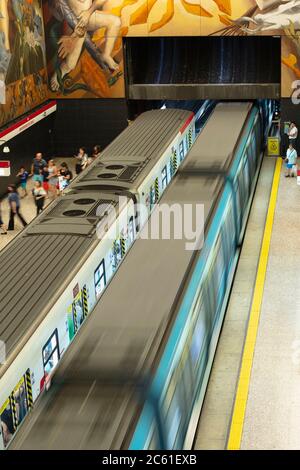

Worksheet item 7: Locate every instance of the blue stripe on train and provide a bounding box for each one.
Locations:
[129,106,260,450]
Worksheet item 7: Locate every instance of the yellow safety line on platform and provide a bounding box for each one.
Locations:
[227,157,282,450]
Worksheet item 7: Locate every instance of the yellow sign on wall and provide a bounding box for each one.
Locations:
[268,137,280,156]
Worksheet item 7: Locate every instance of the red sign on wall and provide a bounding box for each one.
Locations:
[0,161,10,176]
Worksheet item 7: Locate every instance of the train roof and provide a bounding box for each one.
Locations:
[0,108,192,371]
[0,190,130,367]
[72,109,193,192]
[180,102,252,173]
[11,174,223,449]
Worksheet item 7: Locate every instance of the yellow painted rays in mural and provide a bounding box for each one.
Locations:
[111,0,232,32]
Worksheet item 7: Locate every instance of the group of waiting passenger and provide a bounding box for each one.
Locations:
[74,145,101,175]
[0,145,101,235]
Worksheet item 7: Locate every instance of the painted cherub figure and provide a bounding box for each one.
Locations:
[51,0,121,91]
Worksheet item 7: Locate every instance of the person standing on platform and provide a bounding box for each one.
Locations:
[91,145,101,162]
[285,143,298,178]
[16,167,29,197]
[75,147,88,175]
[58,162,73,192]
[7,185,27,230]
[30,153,47,182]
[47,159,59,199]
[32,181,47,216]
[288,122,298,147]
[42,164,49,194]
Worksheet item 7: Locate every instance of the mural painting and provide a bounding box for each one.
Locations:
[43,0,300,99]
[0,0,48,127]
[2,0,300,112]
[43,0,126,98]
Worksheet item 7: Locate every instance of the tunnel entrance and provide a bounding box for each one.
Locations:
[124,36,281,100]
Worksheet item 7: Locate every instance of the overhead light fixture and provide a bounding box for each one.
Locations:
[0,139,10,153]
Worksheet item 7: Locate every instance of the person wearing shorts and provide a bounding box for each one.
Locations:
[285,143,298,177]
[31,153,47,182]
[16,167,29,197]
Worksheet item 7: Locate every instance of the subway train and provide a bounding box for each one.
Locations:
[0,107,201,450]
[8,100,274,450]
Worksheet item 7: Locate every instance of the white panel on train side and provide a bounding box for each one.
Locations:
[0,198,135,413]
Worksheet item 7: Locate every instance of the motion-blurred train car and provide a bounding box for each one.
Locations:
[8,100,274,450]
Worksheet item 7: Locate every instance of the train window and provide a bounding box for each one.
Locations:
[191,307,209,372]
[206,263,217,317]
[243,158,250,201]
[94,259,106,298]
[246,142,255,180]
[166,389,182,449]
[190,296,206,367]
[179,141,184,162]
[215,236,226,312]
[237,165,247,215]
[43,329,60,376]
[161,166,168,190]
[185,134,189,154]
[222,200,236,268]
[181,350,194,404]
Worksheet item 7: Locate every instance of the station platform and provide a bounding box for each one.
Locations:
[195,155,300,450]
[232,156,300,450]
[0,158,75,252]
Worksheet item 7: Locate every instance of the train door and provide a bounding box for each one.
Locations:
[179,140,185,163]
[94,259,106,299]
[42,329,60,379]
